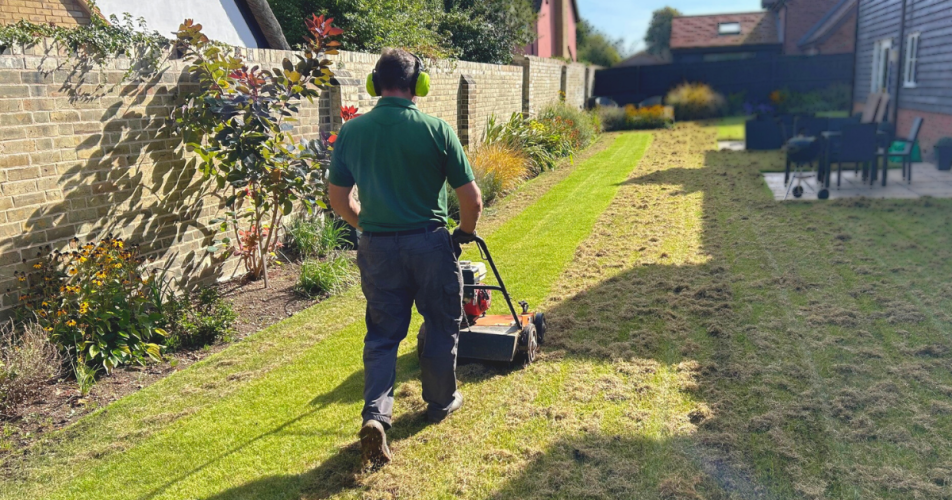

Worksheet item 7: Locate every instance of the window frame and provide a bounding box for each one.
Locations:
[718,22,742,35]
[871,38,892,93]
[903,32,920,88]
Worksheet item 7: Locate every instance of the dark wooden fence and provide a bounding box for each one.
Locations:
[593,54,854,106]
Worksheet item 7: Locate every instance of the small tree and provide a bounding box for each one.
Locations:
[645,7,681,58]
[170,16,343,284]
[577,18,625,67]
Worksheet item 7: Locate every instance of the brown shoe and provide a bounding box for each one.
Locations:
[358,420,392,468]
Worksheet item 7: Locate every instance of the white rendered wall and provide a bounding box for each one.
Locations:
[96,0,261,48]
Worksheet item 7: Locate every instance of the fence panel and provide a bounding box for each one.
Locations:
[594,54,854,106]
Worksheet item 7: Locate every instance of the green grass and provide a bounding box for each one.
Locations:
[8,126,952,499]
[713,115,749,141]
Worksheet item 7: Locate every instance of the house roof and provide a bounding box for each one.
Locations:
[797,0,857,49]
[670,12,780,50]
[615,50,667,67]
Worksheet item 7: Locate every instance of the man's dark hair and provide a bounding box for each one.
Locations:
[375,48,418,92]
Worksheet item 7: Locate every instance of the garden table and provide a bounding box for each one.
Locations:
[819,130,890,187]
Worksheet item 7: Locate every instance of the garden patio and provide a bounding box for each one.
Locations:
[5,124,952,499]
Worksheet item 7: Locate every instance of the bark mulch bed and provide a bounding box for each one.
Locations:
[0,260,321,457]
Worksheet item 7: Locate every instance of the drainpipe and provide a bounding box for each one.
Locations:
[893,0,909,124]
[849,1,860,111]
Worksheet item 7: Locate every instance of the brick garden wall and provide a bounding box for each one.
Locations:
[0,44,594,314]
[0,0,91,26]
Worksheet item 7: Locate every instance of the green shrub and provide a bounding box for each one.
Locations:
[284,214,349,259]
[0,322,61,417]
[162,288,237,351]
[298,255,358,297]
[14,237,165,373]
[665,82,726,120]
[485,112,559,174]
[598,106,627,131]
[772,84,851,114]
[538,102,599,150]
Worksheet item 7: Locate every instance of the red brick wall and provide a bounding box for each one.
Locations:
[782,0,855,55]
[897,108,952,159]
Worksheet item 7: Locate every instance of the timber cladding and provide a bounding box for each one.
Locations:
[0,45,594,313]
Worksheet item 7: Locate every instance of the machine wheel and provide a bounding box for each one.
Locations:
[793,185,804,198]
[533,312,547,345]
[416,323,426,360]
[514,322,539,367]
[818,188,830,200]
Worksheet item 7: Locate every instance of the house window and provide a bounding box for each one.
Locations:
[871,38,892,93]
[904,32,920,88]
[718,22,742,35]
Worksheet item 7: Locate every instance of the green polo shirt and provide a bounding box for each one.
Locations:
[328,97,475,233]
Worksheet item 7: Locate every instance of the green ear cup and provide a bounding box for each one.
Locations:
[365,73,378,97]
[414,71,430,97]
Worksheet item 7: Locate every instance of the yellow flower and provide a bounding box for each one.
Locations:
[93,280,103,287]
[79,302,89,314]
[57,310,66,317]
[68,268,77,275]
[41,301,48,307]
[115,240,123,249]
[79,256,87,263]
[66,319,77,327]
[18,276,25,282]
[33,263,42,269]
[113,263,122,269]
[45,326,53,332]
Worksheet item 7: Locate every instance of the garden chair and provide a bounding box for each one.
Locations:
[820,117,860,181]
[777,114,796,141]
[835,123,878,188]
[877,117,923,185]
[797,117,829,138]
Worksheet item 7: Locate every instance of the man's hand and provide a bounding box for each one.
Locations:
[450,228,476,258]
[452,228,477,243]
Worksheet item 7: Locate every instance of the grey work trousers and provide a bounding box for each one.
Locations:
[356,226,463,428]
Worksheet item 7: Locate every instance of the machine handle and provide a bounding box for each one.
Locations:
[466,236,522,327]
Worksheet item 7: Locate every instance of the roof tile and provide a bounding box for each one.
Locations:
[671,12,780,49]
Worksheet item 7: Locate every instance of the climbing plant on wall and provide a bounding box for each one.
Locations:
[170,16,343,285]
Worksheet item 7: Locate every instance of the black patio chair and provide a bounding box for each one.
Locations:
[776,114,796,141]
[876,117,923,185]
[822,117,861,180]
[746,118,784,151]
[797,117,829,138]
[835,123,878,188]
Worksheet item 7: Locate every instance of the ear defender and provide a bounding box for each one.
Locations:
[414,70,430,97]
[366,73,379,97]
[365,53,431,98]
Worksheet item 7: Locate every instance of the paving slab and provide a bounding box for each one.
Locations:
[764,163,952,201]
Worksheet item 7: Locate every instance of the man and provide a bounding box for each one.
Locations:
[328,48,483,468]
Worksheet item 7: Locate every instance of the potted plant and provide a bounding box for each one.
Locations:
[935,137,952,171]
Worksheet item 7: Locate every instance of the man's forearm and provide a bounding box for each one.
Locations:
[458,204,480,234]
[454,182,483,234]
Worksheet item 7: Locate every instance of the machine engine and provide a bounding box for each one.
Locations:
[460,261,491,324]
